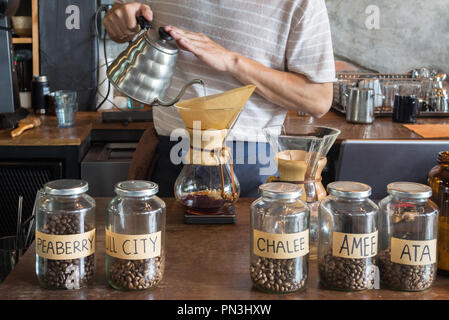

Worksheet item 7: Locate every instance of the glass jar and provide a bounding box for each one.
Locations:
[428,151,449,274]
[250,183,309,294]
[378,182,439,291]
[106,181,166,290]
[35,180,96,290]
[318,181,379,291]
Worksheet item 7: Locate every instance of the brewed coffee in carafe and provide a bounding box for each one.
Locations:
[175,147,239,216]
[174,85,256,223]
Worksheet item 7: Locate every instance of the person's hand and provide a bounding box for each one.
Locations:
[103,3,153,43]
[164,25,238,72]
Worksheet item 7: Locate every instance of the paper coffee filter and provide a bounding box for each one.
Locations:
[276,150,327,181]
[176,84,256,130]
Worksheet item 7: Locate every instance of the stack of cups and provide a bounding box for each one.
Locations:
[54,91,78,128]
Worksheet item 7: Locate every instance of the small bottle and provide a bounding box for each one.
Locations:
[35,180,96,290]
[106,181,166,290]
[250,183,310,294]
[318,181,379,291]
[378,182,438,291]
[428,151,449,274]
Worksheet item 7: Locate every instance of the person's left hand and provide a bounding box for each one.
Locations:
[164,25,237,72]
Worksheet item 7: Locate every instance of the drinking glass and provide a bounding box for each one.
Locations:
[54,91,78,127]
[382,81,399,109]
[398,81,422,97]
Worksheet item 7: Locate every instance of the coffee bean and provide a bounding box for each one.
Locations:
[108,256,164,290]
[318,250,376,291]
[378,249,435,291]
[37,212,95,289]
[250,257,307,293]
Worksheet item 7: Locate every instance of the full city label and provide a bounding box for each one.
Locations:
[36,229,96,260]
[253,229,309,259]
[332,231,378,259]
[390,237,436,266]
[105,229,161,260]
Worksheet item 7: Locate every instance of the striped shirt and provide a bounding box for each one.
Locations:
[116,0,336,142]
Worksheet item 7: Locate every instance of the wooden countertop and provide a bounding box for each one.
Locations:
[1,198,449,300]
[1,110,448,147]
[0,112,153,147]
[286,110,449,143]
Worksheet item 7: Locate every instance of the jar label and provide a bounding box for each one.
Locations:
[35,229,96,260]
[253,229,309,259]
[332,231,378,259]
[390,237,437,265]
[105,229,161,260]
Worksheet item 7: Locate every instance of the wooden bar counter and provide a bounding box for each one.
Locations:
[285,110,449,142]
[1,198,449,300]
[1,110,448,147]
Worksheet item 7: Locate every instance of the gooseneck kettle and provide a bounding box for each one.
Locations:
[106,16,204,106]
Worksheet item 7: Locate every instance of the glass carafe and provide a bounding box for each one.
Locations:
[175,147,240,215]
[173,86,256,218]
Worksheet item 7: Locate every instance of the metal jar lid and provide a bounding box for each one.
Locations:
[387,182,432,199]
[259,182,302,200]
[44,179,88,196]
[327,181,372,199]
[114,180,159,197]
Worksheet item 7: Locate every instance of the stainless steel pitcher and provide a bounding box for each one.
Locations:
[346,88,375,124]
[107,17,204,106]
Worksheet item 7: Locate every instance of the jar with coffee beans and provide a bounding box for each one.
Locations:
[378,182,438,291]
[35,180,96,290]
[318,181,379,291]
[250,183,310,294]
[106,181,166,290]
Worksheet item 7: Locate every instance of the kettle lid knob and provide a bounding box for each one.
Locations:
[159,27,174,41]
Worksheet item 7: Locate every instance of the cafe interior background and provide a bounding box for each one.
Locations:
[0,0,448,296]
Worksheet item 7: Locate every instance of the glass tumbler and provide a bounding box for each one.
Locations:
[382,81,399,109]
[54,90,78,128]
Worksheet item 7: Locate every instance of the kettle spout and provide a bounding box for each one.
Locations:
[156,79,205,106]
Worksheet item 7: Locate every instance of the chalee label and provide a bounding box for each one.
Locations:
[390,237,436,266]
[36,229,95,260]
[332,231,378,259]
[253,229,309,259]
[105,229,161,260]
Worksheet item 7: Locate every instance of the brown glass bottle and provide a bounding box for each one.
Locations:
[428,151,449,275]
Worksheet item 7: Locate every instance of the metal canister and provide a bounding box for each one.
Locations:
[346,88,375,124]
[31,75,50,115]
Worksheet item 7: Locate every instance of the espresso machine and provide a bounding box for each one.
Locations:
[0,0,28,129]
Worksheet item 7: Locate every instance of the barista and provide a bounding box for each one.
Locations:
[104,0,336,197]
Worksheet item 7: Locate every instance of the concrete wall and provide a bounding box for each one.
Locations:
[326,0,449,75]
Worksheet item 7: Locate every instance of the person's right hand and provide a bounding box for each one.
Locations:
[103,3,153,43]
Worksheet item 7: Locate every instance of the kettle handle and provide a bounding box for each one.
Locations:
[137,16,152,30]
[155,79,205,106]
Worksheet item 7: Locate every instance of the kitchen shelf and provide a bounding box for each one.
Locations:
[12,0,39,75]
[12,37,32,44]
